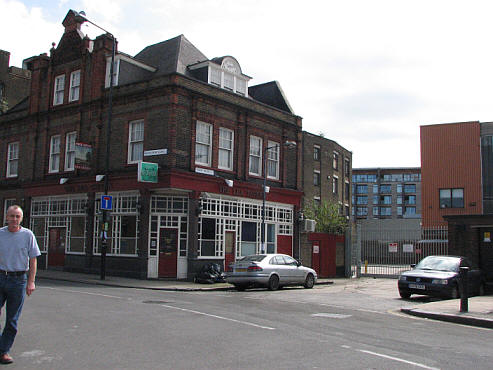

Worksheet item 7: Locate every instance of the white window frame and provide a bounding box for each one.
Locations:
[249,136,262,176]
[49,135,61,173]
[69,70,81,102]
[128,120,144,164]
[333,175,339,194]
[218,127,234,170]
[210,67,221,86]
[53,75,65,105]
[333,151,339,170]
[65,132,77,171]
[195,121,212,167]
[266,141,280,180]
[105,58,120,88]
[6,142,19,178]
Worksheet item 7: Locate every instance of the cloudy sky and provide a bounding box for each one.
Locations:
[2,0,493,168]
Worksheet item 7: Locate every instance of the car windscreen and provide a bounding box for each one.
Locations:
[239,255,266,262]
[415,257,460,272]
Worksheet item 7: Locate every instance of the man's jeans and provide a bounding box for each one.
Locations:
[0,274,26,354]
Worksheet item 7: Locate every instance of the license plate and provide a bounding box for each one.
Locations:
[235,268,247,272]
[409,283,425,290]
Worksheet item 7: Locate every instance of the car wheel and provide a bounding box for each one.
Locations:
[304,274,315,289]
[399,290,411,299]
[450,285,460,299]
[234,284,246,291]
[268,275,280,291]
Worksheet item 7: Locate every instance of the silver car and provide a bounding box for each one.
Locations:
[226,254,317,291]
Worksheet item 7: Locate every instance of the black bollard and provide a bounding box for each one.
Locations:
[460,266,469,312]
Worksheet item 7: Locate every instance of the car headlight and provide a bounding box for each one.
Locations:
[399,276,407,281]
[432,279,448,285]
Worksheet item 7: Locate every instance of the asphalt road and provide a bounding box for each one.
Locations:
[7,279,493,369]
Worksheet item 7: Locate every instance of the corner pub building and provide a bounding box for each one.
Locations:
[0,10,303,279]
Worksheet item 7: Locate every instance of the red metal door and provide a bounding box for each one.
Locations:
[224,231,236,272]
[48,228,65,267]
[158,228,178,278]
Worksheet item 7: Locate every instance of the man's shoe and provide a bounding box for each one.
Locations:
[0,353,13,364]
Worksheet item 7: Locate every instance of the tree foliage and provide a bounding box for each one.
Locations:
[303,200,348,235]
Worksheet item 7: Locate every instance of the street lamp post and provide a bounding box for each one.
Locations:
[76,11,116,280]
[261,141,297,254]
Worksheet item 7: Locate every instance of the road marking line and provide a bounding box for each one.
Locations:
[358,349,440,370]
[159,304,275,330]
[41,286,127,300]
[312,313,352,319]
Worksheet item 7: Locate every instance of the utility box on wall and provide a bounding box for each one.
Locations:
[301,219,316,232]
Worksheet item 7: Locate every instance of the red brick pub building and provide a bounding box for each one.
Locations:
[0,10,303,279]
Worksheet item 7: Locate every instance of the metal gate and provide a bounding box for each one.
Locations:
[351,225,448,278]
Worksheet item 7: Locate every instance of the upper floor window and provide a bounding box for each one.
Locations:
[65,132,77,171]
[332,175,339,194]
[344,158,350,177]
[313,146,320,161]
[333,151,339,170]
[404,184,416,193]
[218,128,234,170]
[314,171,321,186]
[49,135,61,173]
[266,141,280,180]
[69,70,81,102]
[53,75,65,105]
[352,174,377,183]
[440,188,464,208]
[345,182,350,201]
[355,184,368,194]
[356,196,368,205]
[405,206,416,216]
[6,142,19,178]
[195,121,212,167]
[356,207,368,216]
[249,136,262,176]
[206,57,250,97]
[379,207,392,216]
[105,58,120,88]
[128,120,144,164]
[380,184,392,194]
[404,195,416,205]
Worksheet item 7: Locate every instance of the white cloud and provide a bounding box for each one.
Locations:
[3,0,493,167]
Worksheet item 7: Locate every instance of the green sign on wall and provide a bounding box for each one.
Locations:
[138,161,158,183]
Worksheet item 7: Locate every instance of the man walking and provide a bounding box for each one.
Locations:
[0,205,40,364]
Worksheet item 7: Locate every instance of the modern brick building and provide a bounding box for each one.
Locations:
[0,50,31,114]
[420,121,490,226]
[420,121,493,275]
[0,10,303,279]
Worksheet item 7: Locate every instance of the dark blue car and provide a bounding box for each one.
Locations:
[398,256,485,299]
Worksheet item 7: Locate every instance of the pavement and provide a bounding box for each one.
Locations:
[36,269,493,329]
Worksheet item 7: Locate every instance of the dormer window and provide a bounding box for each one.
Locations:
[189,56,251,97]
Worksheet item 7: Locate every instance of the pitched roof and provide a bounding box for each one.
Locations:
[248,81,294,114]
[134,35,207,76]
